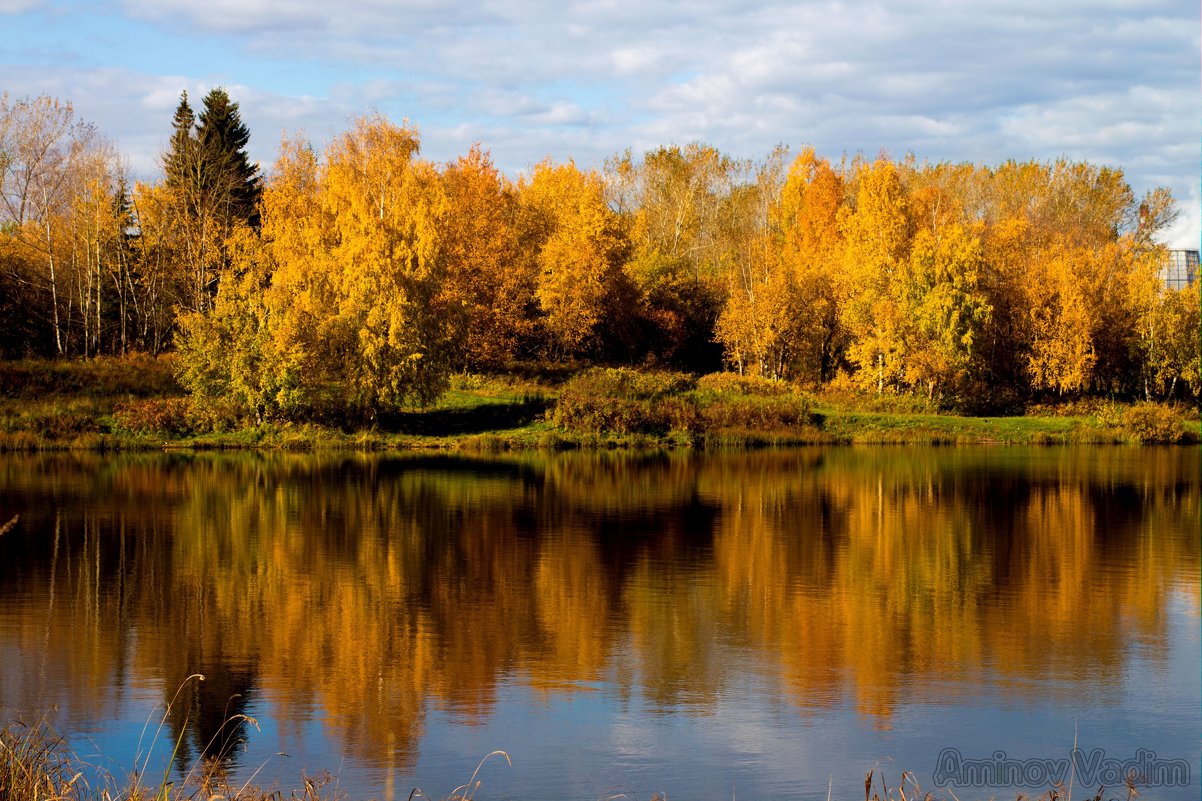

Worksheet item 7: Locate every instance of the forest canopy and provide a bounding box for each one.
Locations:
[0,91,1197,420]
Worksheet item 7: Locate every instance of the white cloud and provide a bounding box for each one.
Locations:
[611,47,660,76]
[0,66,351,178]
[0,0,42,12]
[4,0,1196,244]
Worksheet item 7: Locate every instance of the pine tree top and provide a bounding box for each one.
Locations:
[162,86,261,227]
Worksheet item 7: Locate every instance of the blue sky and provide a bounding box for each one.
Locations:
[2,0,1197,246]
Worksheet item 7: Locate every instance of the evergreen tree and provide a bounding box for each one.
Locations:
[161,87,261,229]
[196,88,261,228]
[155,88,263,312]
[163,91,197,191]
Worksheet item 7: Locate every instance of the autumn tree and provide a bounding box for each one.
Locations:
[609,143,736,276]
[0,93,126,356]
[439,146,537,367]
[899,224,992,399]
[519,159,632,359]
[177,117,457,421]
[175,226,278,420]
[997,161,1180,399]
[713,147,798,378]
[607,143,736,369]
[1131,223,1197,402]
[1138,283,1201,401]
[321,117,454,409]
[838,158,914,393]
[773,148,847,383]
[128,181,190,353]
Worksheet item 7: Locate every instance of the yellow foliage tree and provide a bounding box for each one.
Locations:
[320,117,452,410]
[839,159,914,393]
[774,148,847,383]
[1143,286,1202,401]
[440,145,536,367]
[519,160,629,358]
[177,117,457,421]
[1025,246,1099,395]
[900,224,992,398]
[713,150,797,379]
[175,225,279,421]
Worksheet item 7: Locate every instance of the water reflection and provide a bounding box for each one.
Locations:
[0,448,1197,778]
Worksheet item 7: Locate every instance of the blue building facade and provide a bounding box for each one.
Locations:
[1161,249,1199,290]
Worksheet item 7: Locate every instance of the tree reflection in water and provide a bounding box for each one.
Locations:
[0,447,1196,772]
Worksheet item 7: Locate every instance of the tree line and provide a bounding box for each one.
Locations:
[1,91,1197,419]
[0,89,260,357]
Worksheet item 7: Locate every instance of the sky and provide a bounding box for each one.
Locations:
[1,0,1198,247]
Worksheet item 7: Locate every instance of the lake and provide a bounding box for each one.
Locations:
[0,447,1197,801]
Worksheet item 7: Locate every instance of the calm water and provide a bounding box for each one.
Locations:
[0,448,1197,801]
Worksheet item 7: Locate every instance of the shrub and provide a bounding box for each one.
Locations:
[1028,397,1123,422]
[563,367,696,401]
[1094,400,1126,429]
[554,392,699,436]
[554,369,698,436]
[700,393,815,431]
[1120,402,1188,444]
[553,367,817,440]
[554,368,700,436]
[112,397,197,436]
[187,399,245,433]
[22,405,104,438]
[695,372,791,397]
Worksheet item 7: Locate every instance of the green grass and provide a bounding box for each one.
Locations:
[1,357,1198,452]
[811,403,1120,445]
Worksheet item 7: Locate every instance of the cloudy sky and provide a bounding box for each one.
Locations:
[2,0,1197,245]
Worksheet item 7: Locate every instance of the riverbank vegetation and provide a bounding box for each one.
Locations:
[0,357,1196,451]
[1,91,1198,445]
[0,716,415,801]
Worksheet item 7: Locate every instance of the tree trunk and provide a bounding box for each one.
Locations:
[46,222,63,355]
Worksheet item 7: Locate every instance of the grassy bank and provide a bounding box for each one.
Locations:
[0,357,1197,452]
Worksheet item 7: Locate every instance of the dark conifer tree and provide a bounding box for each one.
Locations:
[196,88,261,228]
[161,87,261,229]
[156,88,263,313]
[163,91,198,191]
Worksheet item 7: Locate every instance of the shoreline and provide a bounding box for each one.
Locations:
[2,402,1196,454]
[1,358,1197,453]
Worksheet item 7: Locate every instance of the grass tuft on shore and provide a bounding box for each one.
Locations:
[0,713,348,801]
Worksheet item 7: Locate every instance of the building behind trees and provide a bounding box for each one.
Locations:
[1161,249,1199,290]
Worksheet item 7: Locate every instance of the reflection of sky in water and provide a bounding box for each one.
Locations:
[59,647,1199,801]
[0,448,1197,801]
